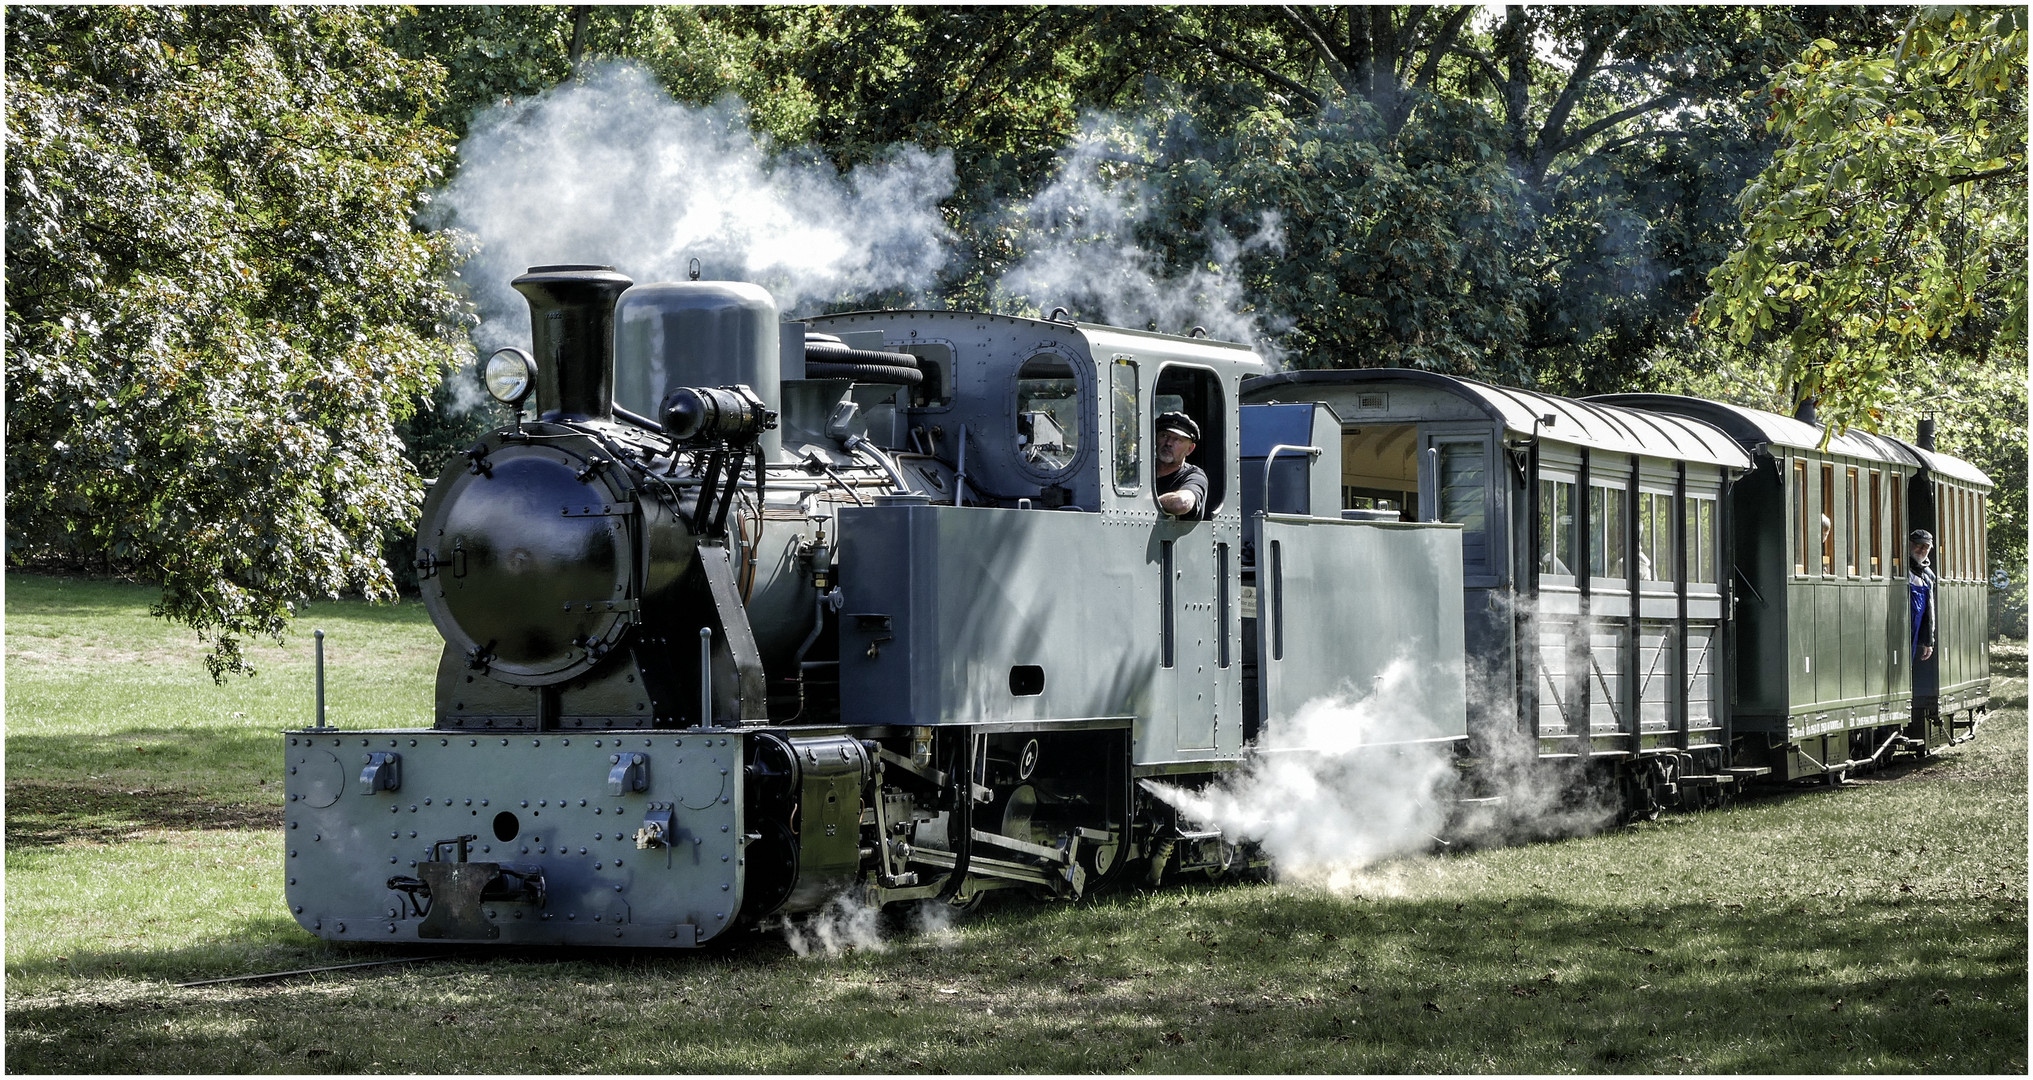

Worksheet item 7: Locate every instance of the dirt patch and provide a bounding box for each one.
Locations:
[5,781,279,847]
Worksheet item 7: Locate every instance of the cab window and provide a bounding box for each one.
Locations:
[1015,354,1080,474]
[1111,358,1139,492]
[1153,365,1226,514]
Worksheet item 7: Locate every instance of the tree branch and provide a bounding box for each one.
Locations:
[1277,5,1350,84]
[1410,5,1477,93]
[1547,128,1691,174]
[1169,28,1324,110]
[1396,6,1433,80]
[1534,28,1615,156]
[1946,164,2027,187]
[1544,90,1690,161]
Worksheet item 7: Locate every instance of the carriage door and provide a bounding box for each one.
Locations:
[1419,429,1499,586]
[1155,364,1231,754]
[1420,428,1504,702]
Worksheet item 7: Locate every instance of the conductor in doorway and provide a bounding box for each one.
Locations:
[1909,529,1937,662]
[1154,411,1207,521]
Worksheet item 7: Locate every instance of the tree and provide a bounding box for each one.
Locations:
[1703,6,2028,433]
[987,6,1901,388]
[5,7,467,677]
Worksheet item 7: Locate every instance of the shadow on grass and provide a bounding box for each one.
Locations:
[7,880,2023,1074]
[5,780,278,846]
[6,570,431,631]
[6,727,290,846]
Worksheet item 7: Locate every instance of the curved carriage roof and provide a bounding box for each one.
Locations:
[805,309,1263,369]
[1245,369,1750,470]
[1590,394,1992,488]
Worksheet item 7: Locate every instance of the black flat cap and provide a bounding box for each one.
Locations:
[1156,411,1200,442]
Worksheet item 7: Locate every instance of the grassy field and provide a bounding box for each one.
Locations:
[6,571,2026,1073]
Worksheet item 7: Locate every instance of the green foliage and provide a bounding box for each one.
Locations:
[384,6,798,139]
[1218,99,1539,376]
[4,7,469,677]
[1704,6,2029,432]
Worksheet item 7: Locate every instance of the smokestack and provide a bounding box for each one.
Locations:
[512,264,635,422]
[1792,387,1818,426]
[1916,416,1937,451]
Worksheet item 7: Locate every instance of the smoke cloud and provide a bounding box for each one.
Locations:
[993,113,1288,359]
[775,892,888,959]
[1153,657,1459,883]
[431,63,957,356]
[1454,591,1622,844]
[774,891,965,957]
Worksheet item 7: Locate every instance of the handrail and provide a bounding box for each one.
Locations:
[1260,444,1322,516]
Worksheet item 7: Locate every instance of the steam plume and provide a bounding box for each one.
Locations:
[1153,658,1458,881]
[776,892,887,959]
[431,63,956,356]
[993,112,1288,359]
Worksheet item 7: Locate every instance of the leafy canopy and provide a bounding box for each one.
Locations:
[1704,6,2028,434]
[5,7,468,677]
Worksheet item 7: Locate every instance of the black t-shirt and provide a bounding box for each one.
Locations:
[1155,462,1208,520]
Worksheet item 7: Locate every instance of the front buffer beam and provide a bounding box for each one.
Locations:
[283,729,747,947]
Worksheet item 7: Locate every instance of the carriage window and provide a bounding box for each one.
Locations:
[1685,495,1717,585]
[1943,488,1959,577]
[1015,355,1080,473]
[1637,491,1674,582]
[1845,467,1860,576]
[1963,490,1974,580]
[1955,489,1968,580]
[1539,478,1576,579]
[1436,442,1489,568]
[1940,484,1954,580]
[1793,460,1809,575]
[1966,490,1978,581]
[1952,488,1964,580]
[1890,476,1904,576]
[1111,359,1139,492]
[1869,470,1884,577]
[1819,463,1836,575]
[1588,483,1627,580]
[1978,493,1988,578]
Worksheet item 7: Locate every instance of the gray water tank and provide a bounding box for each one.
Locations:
[615,281,781,458]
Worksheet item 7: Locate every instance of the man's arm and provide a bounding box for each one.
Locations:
[1156,466,1207,518]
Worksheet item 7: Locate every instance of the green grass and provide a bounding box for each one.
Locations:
[7,571,2026,1073]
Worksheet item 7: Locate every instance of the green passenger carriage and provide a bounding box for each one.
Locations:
[1595,396,1992,779]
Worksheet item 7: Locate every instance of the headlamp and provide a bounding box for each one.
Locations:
[482,347,537,407]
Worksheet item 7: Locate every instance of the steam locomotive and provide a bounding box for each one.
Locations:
[282,265,1990,948]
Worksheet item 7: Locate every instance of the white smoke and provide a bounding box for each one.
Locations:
[994,112,1288,359]
[1154,657,1459,881]
[431,63,957,355]
[774,890,967,957]
[1454,591,1623,843]
[776,892,888,959]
